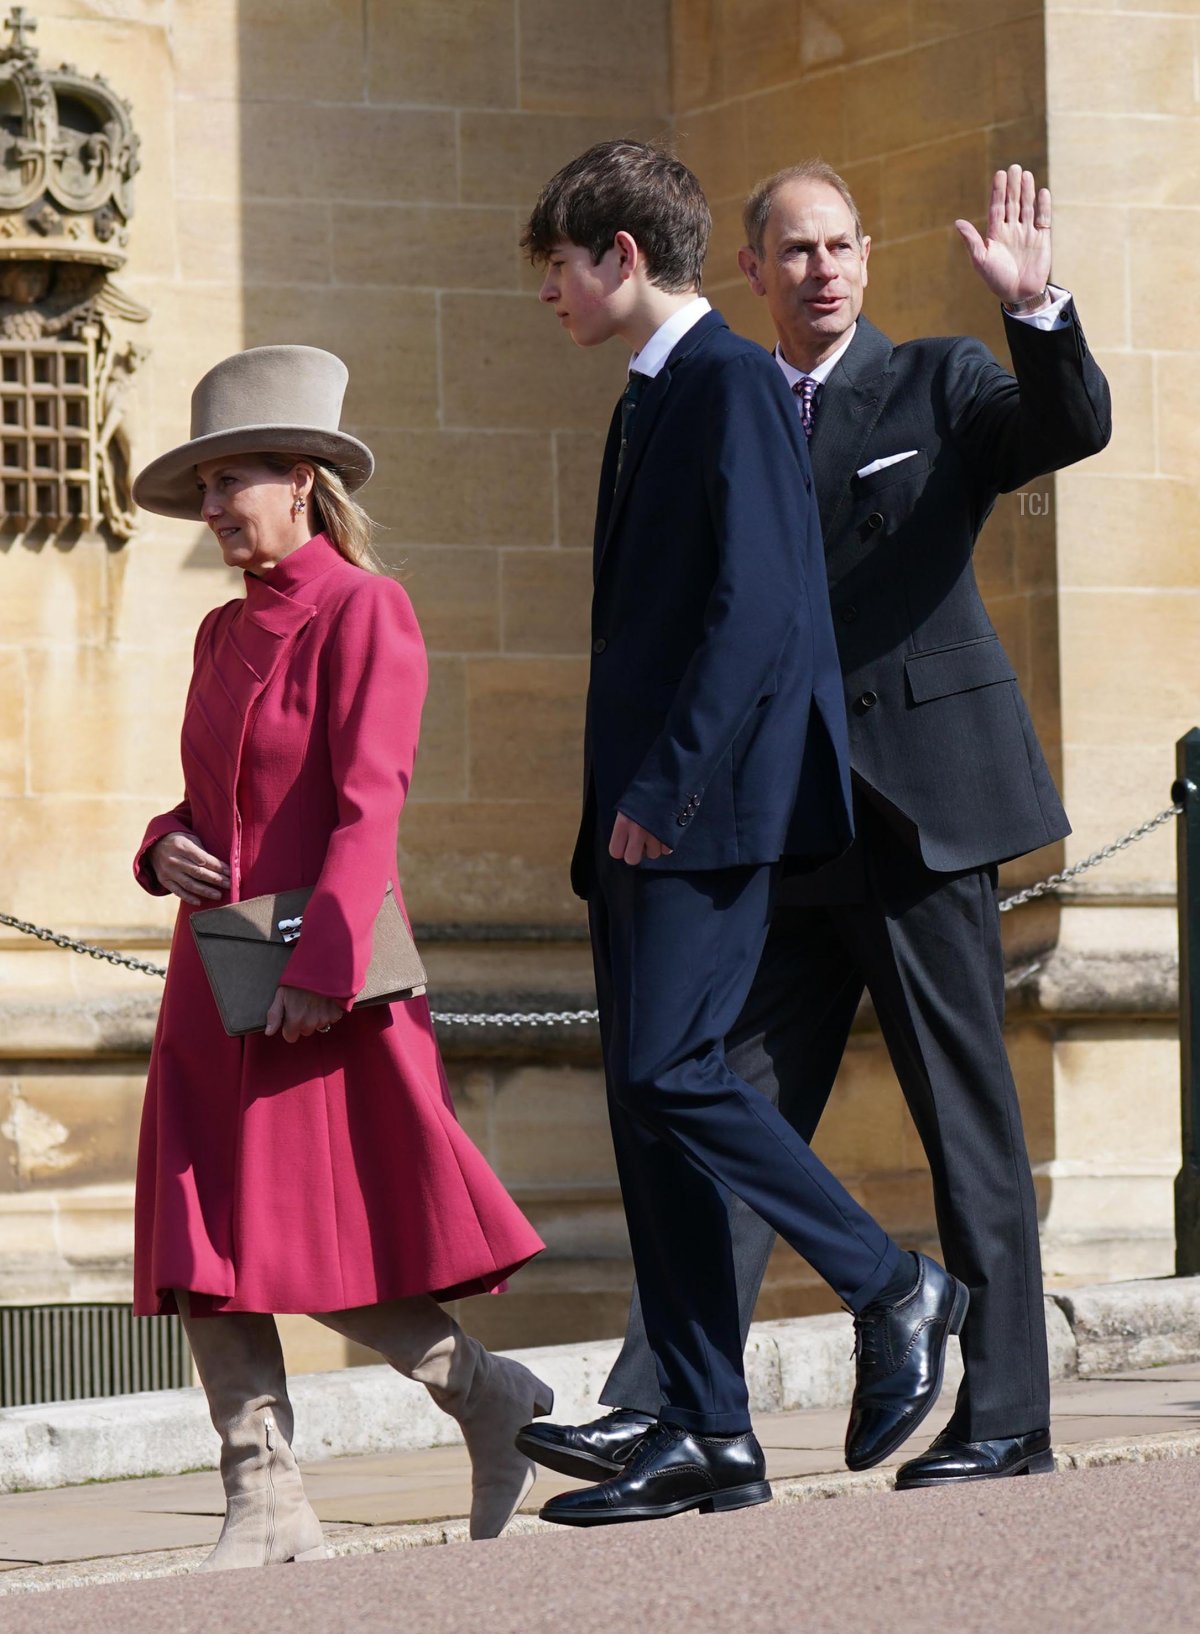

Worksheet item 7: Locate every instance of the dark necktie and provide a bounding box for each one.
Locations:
[792,374,819,441]
[615,371,648,486]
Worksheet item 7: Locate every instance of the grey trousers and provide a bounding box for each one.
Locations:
[599,807,1050,1443]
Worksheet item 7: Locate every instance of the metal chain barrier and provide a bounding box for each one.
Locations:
[0,908,596,1026]
[996,802,1182,913]
[0,912,169,977]
[427,1007,601,1028]
[0,800,1183,1026]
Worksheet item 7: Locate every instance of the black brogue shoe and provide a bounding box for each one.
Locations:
[515,1408,655,1482]
[539,1423,772,1527]
[896,1427,1054,1488]
[845,1253,970,1472]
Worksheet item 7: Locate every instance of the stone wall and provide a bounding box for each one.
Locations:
[1032,0,1200,1276]
[0,1,1193,1375]
[228,0,677,928]
[1,2,228,1321]
[1,0,672,941]
[1048,0,1199,892]
[0,0,671,1370]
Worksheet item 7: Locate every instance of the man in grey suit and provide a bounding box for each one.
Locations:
[521,163,1111,1490]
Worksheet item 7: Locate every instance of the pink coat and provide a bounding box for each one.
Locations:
[133,533,543,1317]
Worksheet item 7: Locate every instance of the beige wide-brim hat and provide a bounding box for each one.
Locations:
[132,344,375,520]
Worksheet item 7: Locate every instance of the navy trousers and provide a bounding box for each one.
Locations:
[600,801,1049,1442]
[590,839,901,1435]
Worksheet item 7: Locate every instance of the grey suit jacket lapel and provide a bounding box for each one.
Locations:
[810,316,896,547]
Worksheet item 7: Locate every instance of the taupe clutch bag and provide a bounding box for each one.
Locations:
[190,884,427,1038]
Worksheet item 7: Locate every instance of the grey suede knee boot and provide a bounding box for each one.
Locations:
[314,1297,553,1539]
[179,1293,326,1571]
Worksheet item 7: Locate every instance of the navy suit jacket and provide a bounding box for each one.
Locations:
[571,309,853,900]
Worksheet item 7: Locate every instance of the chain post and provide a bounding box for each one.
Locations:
[1173,728,1200,1274]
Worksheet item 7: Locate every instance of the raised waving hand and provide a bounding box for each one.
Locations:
[955,165,1052,309]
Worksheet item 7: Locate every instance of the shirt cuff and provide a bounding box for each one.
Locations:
[1006,284,1072,331]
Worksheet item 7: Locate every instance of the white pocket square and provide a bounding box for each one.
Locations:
[856,450,919,479]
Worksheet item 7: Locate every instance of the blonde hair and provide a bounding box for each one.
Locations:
[259,452,384,573]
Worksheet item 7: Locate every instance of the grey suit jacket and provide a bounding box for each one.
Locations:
[807,304,1111,872]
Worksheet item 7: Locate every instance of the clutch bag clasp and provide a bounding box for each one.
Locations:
[278,914,303,944]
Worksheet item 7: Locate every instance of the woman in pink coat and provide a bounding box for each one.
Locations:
[131,345,551,1568]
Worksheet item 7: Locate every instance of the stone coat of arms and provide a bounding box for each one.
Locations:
[0,6,147,540]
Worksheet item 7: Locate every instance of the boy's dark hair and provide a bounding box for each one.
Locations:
[521,140,711,293]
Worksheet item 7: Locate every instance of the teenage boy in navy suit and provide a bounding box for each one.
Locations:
[515,141,966,1526]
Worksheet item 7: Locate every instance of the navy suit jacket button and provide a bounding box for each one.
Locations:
[592,637,607,654]
[841,605,858,624]
[866,512,884,531]
[857,690,878,712]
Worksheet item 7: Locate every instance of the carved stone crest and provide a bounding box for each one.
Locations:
[0,7,148,539]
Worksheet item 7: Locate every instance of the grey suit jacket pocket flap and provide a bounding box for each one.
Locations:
[904,635,1016,705]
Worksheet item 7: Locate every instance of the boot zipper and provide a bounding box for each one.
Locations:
[263,1412,278,1560]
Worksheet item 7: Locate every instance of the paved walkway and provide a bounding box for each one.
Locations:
[3,1457,1194,1634]
[0,1360,1197,1597]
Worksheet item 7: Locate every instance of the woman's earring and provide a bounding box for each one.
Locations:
[291,495,306,518]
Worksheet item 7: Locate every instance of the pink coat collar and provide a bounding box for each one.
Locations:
[244,531,342,600]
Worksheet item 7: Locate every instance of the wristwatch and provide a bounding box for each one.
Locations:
[1003,289,1051,316]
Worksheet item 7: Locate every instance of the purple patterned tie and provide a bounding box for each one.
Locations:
[792,375,819,441]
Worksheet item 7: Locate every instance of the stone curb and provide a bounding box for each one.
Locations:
[0,1276,1196,1496]
[1051,1276,1200,1375]
[2,1427,1198,1599]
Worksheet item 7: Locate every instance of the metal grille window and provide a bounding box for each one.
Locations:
[0,1305,191,1408]
[0,340,98,531]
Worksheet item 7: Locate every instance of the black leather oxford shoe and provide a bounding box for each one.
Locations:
[515,1408,655,1482]
[539,1424,772,1526]
[844,1253,969,1472]
[895,1427,1054,1488]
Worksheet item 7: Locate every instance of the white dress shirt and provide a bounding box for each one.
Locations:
[773,325,857,392]
[629,296,711,379]
[1008,283,1072,331]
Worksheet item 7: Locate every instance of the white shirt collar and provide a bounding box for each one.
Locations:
[629,296,711,380]
[773,324,857,389]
